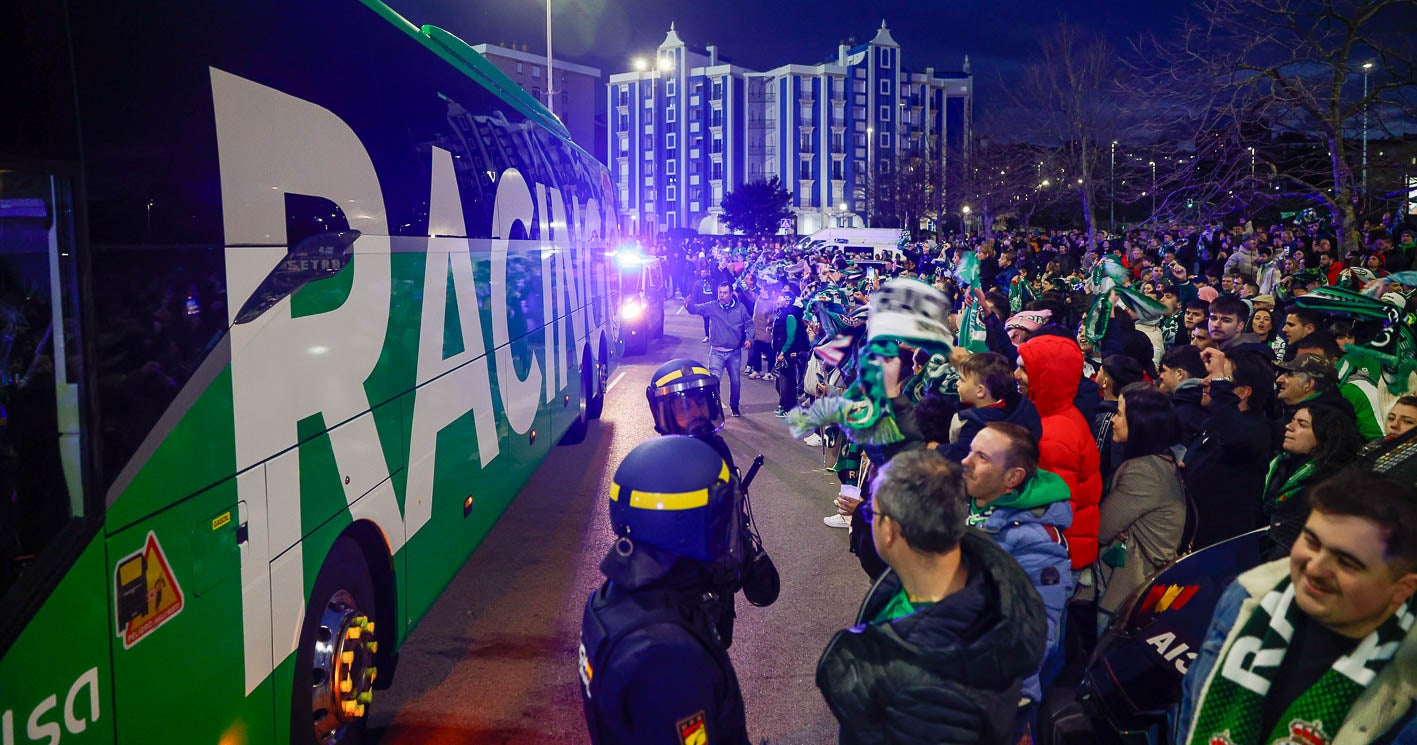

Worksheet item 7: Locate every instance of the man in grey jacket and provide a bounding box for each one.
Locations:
[687,282,754,416]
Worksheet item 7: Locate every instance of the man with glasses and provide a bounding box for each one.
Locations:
[817,450,1045,744]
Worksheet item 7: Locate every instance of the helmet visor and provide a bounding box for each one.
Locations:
[651,388,725,436]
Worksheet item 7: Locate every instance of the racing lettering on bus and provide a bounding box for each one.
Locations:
[211,68,606,693]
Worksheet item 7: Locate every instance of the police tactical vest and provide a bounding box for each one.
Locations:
[578,582,741,745]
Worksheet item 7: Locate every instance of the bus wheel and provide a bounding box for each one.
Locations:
[561,364,591,445]
[586,356,605,420]
[295,537,378,745]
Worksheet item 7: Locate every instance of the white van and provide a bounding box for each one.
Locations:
[795,228,909,262]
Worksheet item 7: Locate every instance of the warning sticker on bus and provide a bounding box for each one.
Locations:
[114,532,185,648]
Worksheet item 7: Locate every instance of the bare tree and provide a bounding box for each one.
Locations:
[891,154,945,238]
[1134,0,1417,252]
[1007,22,1136,249]
[949,137,1062,238]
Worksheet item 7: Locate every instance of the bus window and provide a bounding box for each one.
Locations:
[0,171,87,599]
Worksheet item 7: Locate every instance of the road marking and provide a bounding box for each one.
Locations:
[675,305,684,315]
[606,372,627,393]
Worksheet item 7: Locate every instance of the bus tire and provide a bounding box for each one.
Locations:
[585,350,604,420]
[292,536,378,745]
[560,364,592,445]
[587,338,608,420]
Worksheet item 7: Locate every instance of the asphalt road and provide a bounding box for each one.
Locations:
[368,301,869,745]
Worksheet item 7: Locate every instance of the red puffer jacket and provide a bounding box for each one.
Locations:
[1018,335,1102,568]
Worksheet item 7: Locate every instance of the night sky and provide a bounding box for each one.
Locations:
[384,0,1198,111]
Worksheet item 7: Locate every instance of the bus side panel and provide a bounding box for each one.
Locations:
[399,236,535,623]
[0,535,113,744]
[106,477,266,744]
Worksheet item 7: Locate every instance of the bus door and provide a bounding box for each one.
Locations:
[0,170,113,744]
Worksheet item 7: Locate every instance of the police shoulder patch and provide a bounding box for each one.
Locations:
[676,710,708,745]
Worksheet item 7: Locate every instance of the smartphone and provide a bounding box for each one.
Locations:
[866,267,878,280]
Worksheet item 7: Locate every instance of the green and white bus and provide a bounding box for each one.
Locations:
[1,2,623,742]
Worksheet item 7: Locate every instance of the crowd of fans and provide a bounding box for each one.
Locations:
[645,212,1417,739]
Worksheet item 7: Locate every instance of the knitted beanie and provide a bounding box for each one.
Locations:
[867,278,952,348]
[1006,309,1053,334]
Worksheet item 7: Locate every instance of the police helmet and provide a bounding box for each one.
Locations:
[610,436,739,563]
[646,358,725,436]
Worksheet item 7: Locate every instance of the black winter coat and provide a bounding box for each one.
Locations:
[1093,400,1123,488]
[1180,381,1282,550]
[817,531,1046,745]
[1170,380,1210,447]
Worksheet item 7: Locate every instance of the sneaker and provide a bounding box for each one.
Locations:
[731,408,743,417]
[762,373,776,382]
[701,336,709,343]
[774,407,787,418]
[803,433,823,447]
[823,514,850,529]
[746,371,760,380]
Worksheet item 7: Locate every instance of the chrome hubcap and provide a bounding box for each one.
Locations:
[310,590,377,744]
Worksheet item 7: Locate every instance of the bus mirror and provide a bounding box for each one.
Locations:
[234,228,360,324]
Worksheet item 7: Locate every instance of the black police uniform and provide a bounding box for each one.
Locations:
[579,542,750,745]
[698,432,737,475]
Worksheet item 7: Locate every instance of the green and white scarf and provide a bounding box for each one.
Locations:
[1262,454,1317,508]
[786,338,950,445]
[1189,577,1415,745]
[1161,314,1180,347]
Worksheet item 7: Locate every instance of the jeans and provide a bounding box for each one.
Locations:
[747,340,773,373]
[776,352,805,411]
[708,347,743,411]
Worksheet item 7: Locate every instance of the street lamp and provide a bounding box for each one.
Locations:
[962,204,971,234]
[1363,61,1374,210]
[545,0,554,115]
[1248,146,1255,182]
[1110,141,1117,231]
[1149,160,1157,218]
[839,202,848,227]
[867,126,874,228]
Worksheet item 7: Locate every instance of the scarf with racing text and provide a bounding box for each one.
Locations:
[1187,576,1415,745]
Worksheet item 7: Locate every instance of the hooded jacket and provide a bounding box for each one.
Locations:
[1018,335,1104,568]
[688,296,754,350]
[970,469,1075,703]
[817,531,1046,745]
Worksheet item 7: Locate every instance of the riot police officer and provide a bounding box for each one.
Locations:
[647,358,736,472]
[578,436,752,745]
[643,358,780,645]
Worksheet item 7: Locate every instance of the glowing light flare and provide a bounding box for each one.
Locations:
[621,298,646,320]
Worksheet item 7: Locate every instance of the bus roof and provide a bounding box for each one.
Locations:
[359,0,572,142]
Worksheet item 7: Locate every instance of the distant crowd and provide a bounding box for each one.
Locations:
[652,211,1417,741]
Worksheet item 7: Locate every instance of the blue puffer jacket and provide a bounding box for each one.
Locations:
[970,469,1074,703]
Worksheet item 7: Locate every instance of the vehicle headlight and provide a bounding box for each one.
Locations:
[621,299,644,320]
